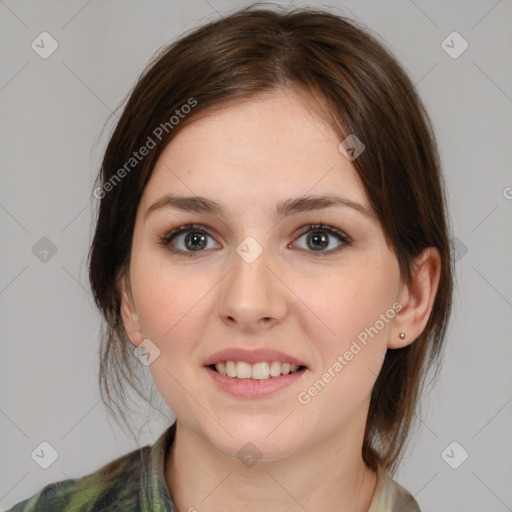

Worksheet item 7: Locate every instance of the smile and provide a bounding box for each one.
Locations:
[212,360,305,380]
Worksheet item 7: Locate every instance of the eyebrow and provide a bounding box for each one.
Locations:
[144,193,376,222]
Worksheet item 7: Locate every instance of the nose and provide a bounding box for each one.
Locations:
[217,244,287,332]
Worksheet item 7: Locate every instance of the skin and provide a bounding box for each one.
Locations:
[120,88,441,512]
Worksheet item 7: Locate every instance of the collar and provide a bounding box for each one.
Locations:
[139,421,178,512]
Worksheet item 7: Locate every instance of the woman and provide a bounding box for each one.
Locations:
[7,3,453,511]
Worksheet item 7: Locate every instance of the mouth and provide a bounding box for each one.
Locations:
[208,361,307,380]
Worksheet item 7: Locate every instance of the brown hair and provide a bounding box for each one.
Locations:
[88,2,454,474]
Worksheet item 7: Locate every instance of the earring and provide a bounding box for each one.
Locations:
[399,332,406,340]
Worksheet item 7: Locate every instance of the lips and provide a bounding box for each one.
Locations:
[203,347,308,368]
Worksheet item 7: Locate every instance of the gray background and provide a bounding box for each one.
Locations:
[1,0,511,510]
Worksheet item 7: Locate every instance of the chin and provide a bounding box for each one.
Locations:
[207,420,301,464]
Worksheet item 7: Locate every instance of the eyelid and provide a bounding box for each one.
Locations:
[293,222,350,242]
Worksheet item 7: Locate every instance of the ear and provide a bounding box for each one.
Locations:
[389,247,442,349]
[118,271,144,348]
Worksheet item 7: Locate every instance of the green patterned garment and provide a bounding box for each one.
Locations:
[6,421,421,511]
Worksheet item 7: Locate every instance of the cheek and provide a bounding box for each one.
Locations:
[302,264,397,353]
[130,253,220,397]
[295,264,396,405]
[131,246,207,340]
[133,263,215,418]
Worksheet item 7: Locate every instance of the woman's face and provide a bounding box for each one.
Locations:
[121,90,406,461]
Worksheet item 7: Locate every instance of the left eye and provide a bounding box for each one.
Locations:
[291,223,351,256]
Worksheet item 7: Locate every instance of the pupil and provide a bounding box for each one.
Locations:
[308,232,327,250]
[185,232,206,251]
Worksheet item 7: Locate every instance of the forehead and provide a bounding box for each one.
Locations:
[140,91,370,215]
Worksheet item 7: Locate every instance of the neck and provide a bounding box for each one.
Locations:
[165,418,378,512]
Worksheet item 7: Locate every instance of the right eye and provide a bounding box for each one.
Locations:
[158,223,220,257]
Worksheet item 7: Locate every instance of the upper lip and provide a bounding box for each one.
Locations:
[204,347,307,368]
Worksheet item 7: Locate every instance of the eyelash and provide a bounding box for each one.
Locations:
[157,222,352,258]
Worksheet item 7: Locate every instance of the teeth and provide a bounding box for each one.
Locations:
[269,361,282,377]
[225,361,236,377]
[214,361,302,379]
[236,361,252,379]
[252,362,269,380]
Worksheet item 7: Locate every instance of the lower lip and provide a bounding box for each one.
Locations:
[204,366,307,399]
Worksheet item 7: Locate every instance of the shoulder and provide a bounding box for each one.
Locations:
[5,444,150,512]
[369,466,422,512]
